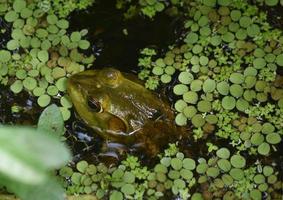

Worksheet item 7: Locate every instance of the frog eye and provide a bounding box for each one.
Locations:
[101,68,121,87]
[87,98,103,113]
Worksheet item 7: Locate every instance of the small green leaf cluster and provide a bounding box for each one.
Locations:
[137,0,283,152]
[60,161,105,196]
[155,152,196,198]
[116,0,166,19]
[35,0,95,18]
[116,0,185,19]
[0,0,94,120]
[60,144,282,199]
[195,147,280,200]
[60,158,156,199]
[61,150,196,199]
[139,0,166,18]
[172,1,283,131]
[255,0,283,6]
[230,116,282,155]
[138,47,160,90]
[138,46,189,90]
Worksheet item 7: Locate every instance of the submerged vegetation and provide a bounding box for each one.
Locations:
[0,0,282,199]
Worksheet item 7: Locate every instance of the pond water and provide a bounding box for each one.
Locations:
[0,0,283,199]
[0,0,282,168]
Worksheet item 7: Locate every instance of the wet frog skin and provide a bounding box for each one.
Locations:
[67,68,184,159]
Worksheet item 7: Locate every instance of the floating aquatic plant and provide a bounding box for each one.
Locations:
[137,0,283,154]
[0,0,94,120]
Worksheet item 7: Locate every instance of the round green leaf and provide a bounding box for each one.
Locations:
[197,100,211,112]
[183,106,197,119]
[253,58,266,69]
[203,79,216,93]
[250,189,262,200]
[192,114,205,127]
[251,133,264,146]
[180,169,193,180]
[152,66,164,75]
[222,96,236,110]
[190,80,203,92]
[182,158,196,170]
[13,0,26,12]
[5,10,19,22]
[217,159,231,172]
[229,168,244,180]
[178,71,194,84]
[121,184,135,195]
[276,54,283,66]
[23,77,37,90]
[236,98,249,112]
[230,154,246,168]
[37,50,49,63]
[257,142,270,156]
[123,172,135,184]
[0,50,11,63]
[175,113,187,126]
[263,166,274,177]
[266,133,281,144]
[37,94,51,107]
[247,24,260,37]
[10,80,23,94]
[183,91,198,104]
[47,14,58,25]
[171,158,183,170]
[196,162,208,174]
[229,73,244,84]
[206,167,219,178]
[222,174,233,186]
[79,40,90,50]
[173,84,188,95]
[216,148,230,159]
[261,123,275,134]
[174,100,187,112]
[76,161,88,173]
[217,81,229,95]
[110,191,123,200]
[70,32,81,42]
[265,0,279,6]
[185,32,199,44]
[7,39,19,50]
[230,84,243,98]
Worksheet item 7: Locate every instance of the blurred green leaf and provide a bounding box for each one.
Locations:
[38,104,64,137]
[0,126,71,184]
[0,175,65,200]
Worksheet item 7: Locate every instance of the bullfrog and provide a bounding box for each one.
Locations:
[67,68,185,160]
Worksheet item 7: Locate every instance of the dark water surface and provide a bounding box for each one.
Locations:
[0,1,282,175]
[69,0,183,72]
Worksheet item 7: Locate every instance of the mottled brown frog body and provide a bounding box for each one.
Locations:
[67,68,184,160]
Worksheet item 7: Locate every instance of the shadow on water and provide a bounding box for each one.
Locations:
[68,0,183,72]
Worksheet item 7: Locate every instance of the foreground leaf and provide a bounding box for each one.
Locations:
[38,104,65,137]
[0,175,65,200]
[0,126,71,184]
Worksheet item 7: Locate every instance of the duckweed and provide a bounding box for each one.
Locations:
[0,0,282,199]
[1,0,94,120]
[137,1,283,163]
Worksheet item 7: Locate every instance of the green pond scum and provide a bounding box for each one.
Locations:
[0,0,282,200]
